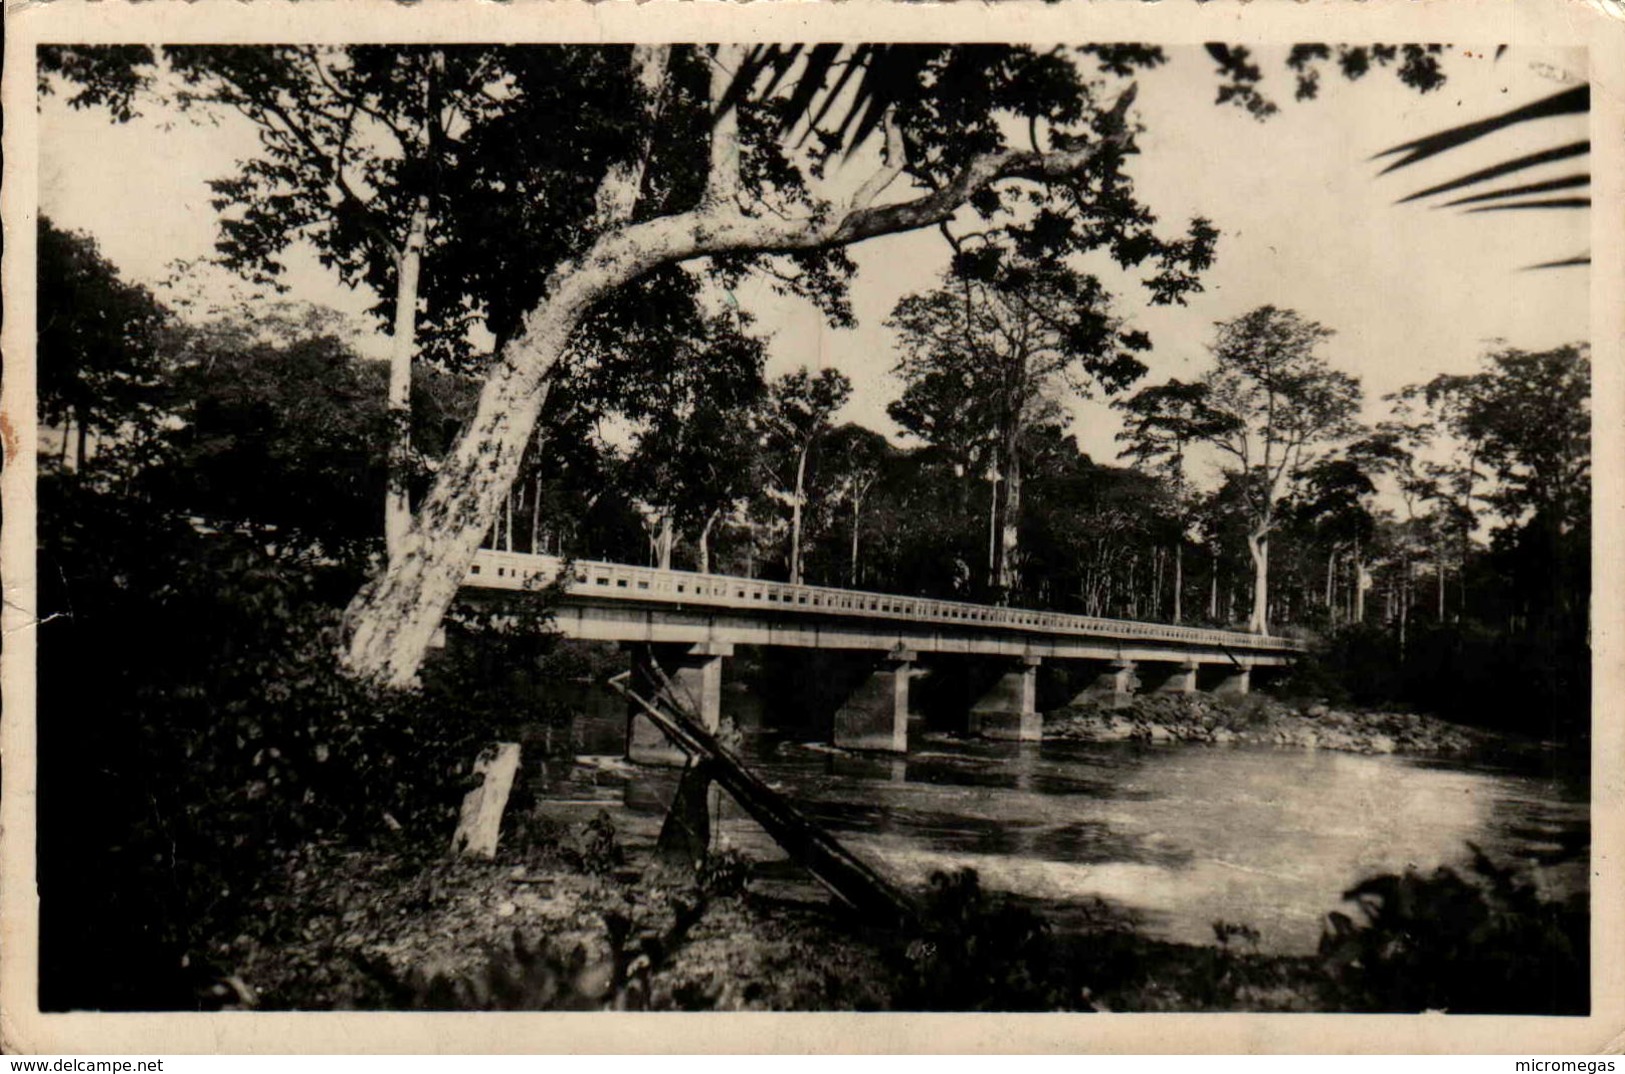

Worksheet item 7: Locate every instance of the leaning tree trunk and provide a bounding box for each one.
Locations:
[1246,529,1270,635]
[339,55,1139,686]
[341,247,631,685]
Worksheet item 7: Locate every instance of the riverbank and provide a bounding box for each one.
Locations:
[221,829,1336,1012]
[221,795,1583,1014]
[1044,692,1507,756]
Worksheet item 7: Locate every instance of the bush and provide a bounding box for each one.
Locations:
[36,475,571,1010]
[1318,848,1588,1014]
[894,868,1075,1011]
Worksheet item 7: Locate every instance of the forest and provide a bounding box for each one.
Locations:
[30,42,1590,1013]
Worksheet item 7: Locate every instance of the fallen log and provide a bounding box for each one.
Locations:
[609,666,917,927]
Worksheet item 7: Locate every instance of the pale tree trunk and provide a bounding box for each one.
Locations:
[789,443,809,585]
[385,200,428,564]
[849,492,864,587]
[530,476,543,553]
[1172,541,1184,625]
[995,426,1022,599]
[1353,542,1366,624]
[1246,529,1270,635]
[1398,561,1410,659]
[657,512,675,571]
[1435,547,1445,622]
[698,509,719,574]
[341,57,1138,686]
[1324,545,1338,625]
[1208,546,1219,621]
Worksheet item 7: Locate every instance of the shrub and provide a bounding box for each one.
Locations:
[1318,847,1588,1014]
[36,475,571,1010]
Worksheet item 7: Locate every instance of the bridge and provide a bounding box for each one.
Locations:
[463,549,1306,757]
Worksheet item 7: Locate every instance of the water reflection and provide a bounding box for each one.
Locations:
[533,685,1588,955]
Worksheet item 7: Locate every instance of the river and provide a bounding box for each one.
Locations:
[529,683,1589,955]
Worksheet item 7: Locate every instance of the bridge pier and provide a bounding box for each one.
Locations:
[1208,662,1252,697]
[1142,659,1200,696]
[626,641,732,766]
[833,648,915,753]
[970,655,1043,741]
[1070,659,1139,710]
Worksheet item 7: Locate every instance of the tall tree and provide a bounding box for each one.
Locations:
[821,424,894,587]
[1112,378,1236,622]
[37,218,169,470]
[1200,306,1361,634]
[619,318,766,571]
[889,254,1157,598]
[760,367,851,585]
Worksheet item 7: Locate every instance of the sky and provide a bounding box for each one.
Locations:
[38,45,1589,491]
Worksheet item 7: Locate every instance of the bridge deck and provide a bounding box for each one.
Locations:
[465,550,1305,659]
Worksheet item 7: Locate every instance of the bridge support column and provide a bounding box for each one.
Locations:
[1145,659,1200,696]
[1211,663,1252,697]
[971,655,1043,741]
[833,648,915,753]
[627,641,733,766]
[1071,660,1138,710]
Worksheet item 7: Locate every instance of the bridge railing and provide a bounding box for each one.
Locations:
[466,549,1307,653]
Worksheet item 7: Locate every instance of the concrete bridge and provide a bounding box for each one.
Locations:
[463,550,1307,758]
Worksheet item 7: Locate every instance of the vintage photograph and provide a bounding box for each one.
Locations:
[8,4,1604,1039]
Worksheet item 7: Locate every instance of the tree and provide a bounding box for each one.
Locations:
[1414,345,1590,630]
[39,45,697,565]
[152,309,394,555]
[1113,378,1236,622]
[889,253,1159,598]
[37,218,169,470]
[821,424,894,587]
[1285,456,1378,625]
[618,320,766,571]
[759,367,851,585]
[1200,306,1362,634]
[44,42,1449,684]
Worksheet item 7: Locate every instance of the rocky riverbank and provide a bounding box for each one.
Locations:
[1044,692,1498,756]
[222,832,1332,1012]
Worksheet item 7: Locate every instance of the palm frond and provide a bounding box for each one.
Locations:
[1439,173,1588,208]
[1464,197,1589,214]
[1394,141,1589,205]
[1374,84,1587,174]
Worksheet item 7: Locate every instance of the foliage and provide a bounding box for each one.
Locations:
[37,218,170,465]
[895,868,1077,1011]
[1320,849,1588,1014]
[34,267,571,1010]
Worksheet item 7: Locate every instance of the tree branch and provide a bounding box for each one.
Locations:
[848,107,906,211]
[592,45,672,227]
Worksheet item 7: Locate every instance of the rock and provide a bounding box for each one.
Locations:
[1305,704,1329,719]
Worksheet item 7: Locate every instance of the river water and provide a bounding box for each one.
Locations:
[531,684,1589,955]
